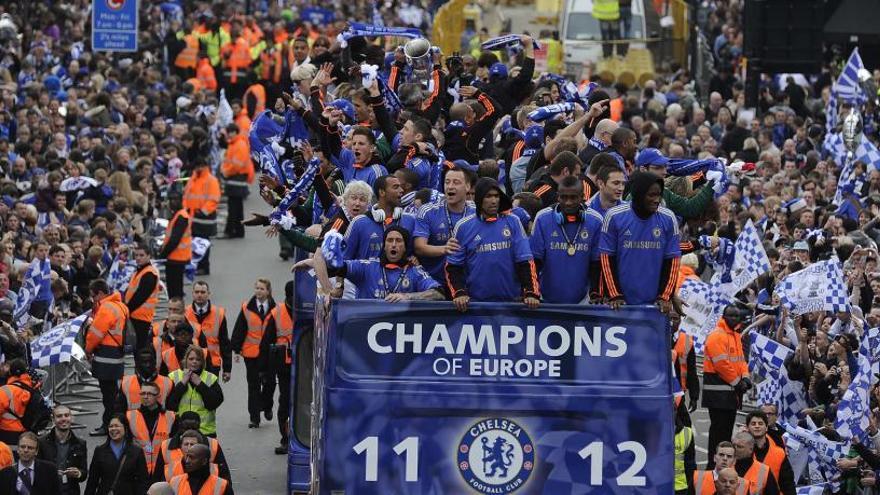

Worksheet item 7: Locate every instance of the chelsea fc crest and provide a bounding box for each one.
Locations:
[502,227,511,238]
[652,227,661,238]
[458,418,535,494]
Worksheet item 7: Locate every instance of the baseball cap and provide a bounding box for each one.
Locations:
[489,62,508,80]
[635,148,669,168]
[792,240,809,251]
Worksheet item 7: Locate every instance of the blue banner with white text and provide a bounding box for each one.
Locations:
[313,300,674,494]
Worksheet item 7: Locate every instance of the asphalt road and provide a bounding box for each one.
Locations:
[69,186,292,494]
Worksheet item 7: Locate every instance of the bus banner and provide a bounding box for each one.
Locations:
[311,300,674,494]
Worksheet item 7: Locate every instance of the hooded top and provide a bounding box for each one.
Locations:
[628,171,664,219]
[474,177,513,218]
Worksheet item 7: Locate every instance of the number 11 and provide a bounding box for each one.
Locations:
[352,436,420,482]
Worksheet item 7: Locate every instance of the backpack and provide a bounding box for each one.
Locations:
[9,381,52,432]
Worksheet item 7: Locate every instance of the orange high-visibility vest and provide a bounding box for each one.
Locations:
[222,36,251,83]
[164,460,219,482]
[160,437,219,472]
[128,409,176,475]
[271,304,294,365]
[242,84,266,118]
[234,111,251,136]
[240,303,270,358]
[85,293,128,353]
[672,331,693,392]
[163,209,192,262]
[743,461,770,495]
[125,264,160,322]
[185,306,226,370]
[175,34,199,69]
[196,58,218,91]
[755,442,787,486]
[0,441,11,469]
[221,134,254,183]
[186,77,204,93]
[162,348,182,374]
[119,375,173,410]
[0,374,32,433]
[152,322,174,368]
[260,42,295,83]
[693,470,751,495]
[170,472,229,495]
[183,169,221,216]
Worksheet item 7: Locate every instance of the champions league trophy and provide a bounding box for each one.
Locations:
[842,106,862,161]
[403,37,436,84]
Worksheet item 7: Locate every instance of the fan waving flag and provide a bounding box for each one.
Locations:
[749,332,794,376]
[30,313,89,368]
[14,258,51,328]
[835,329,876,441]
[678,278,731,353]
[712,219,771,298]
[776,258,850,316]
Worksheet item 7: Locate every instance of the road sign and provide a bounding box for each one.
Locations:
[309,300,674,494]
[92,0,138,52]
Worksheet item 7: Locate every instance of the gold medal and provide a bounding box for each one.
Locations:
[567,245,576,256]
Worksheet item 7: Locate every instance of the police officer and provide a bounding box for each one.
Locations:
[166,346,224,438]
[125,243,160,353]
[529,175,603,303]
[185,282,232,381]
[231,278,275,429]
[703,304,752,467]
[445,178,540,311]
[158,193,191,299]
[85,279,129,437]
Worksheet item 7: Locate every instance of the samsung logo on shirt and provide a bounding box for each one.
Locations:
[475,240,511,253]
[366,322,628,358]
[622,240,663,249]
[549,242,588,252]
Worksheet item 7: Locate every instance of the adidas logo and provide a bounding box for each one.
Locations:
[551,231,559,237]
[624,230,632,236]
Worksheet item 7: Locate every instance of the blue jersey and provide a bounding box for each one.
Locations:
[599,204,681,305]
[413,201,476,282]
[588,193,623,219]
[343,212,417,260]
[407,155,438,190]
[447,213,534,302]
[343,259,440,299]
[529,207,603,304]
[331,149,388,186]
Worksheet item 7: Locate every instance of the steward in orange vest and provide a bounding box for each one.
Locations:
[264,281,296,454]
[231,284,275,428]
[158,193,191,300]
[160,318,208,376]
[703,305,751,466]
[242,83,266,121]
[733,432,780,495]
[0,361,33,445]
[85,280,130,433]
[185,283,231,377]
[693,468,751,494]
[196,57,218,92]
[221,124,253,240]
[746,411,795,493]
[125,244,160,353]
[127,381,176,475]
[154,413,231,483]
[116,347,173,412]
[169,444,232,494]
[183,163,221,239]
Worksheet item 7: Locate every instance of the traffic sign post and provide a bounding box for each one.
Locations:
[92,0,138,52]
[308,300,675,494]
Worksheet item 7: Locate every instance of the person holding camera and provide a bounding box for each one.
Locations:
[703,303,752,469]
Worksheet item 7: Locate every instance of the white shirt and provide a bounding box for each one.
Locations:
[194,303,209,317]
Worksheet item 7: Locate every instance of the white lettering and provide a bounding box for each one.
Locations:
[573,326,602,356]
[456,325,497,354]
[539,325,570,357]
[367,322,393,353]
[396,323,422,354]
[500,325,523,355]
[424,324,455,354]
[605,326,627,357]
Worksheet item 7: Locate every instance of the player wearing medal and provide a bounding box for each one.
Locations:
[304,226,444,301]
[529,175,604,303]
[599,171,680,312]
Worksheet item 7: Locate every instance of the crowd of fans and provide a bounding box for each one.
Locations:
[0,0,875,493]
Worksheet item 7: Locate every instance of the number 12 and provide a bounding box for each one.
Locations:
[578,441,647,486]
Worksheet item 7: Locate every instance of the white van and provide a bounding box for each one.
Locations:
[559,0,649,78]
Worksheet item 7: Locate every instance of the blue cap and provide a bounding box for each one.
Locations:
[524,125,544,149]
[452,159,478,172]
[328,99,356,123]
[489,62,508,80]
[635,148,670,168]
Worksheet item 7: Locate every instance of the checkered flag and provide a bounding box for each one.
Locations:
[749,332,794,376]
[835,329,876,442]
[777,258,850,315]
[713,220,771,298]
[757,370,781,406]
[29,314,88,368]
[679,279,731,354]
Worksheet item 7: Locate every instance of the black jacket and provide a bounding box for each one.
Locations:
[0,459,62,494]
[231,296,276,367]
[38,428,89,495]
[83,441,149,495]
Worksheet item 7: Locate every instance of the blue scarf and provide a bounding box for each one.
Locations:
[528,102,575,122]
[270,158,320,224]
[341,23,423,41]
[481,34,541,50]
[588,138,607,151]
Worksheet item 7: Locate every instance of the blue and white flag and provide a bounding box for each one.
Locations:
[835,328,876,442]
[698,235,735,283]
[321,231,346,270]
[185,237,211,282]
[678,278,731,353]
[796,484,830,495]
[271,157,320,226]
[339,22,422,43]
[30,313,88,368]
[528,102,576,122]
[480,34,541,51]
[782,422,847,486]
[59,176,98,192]
[776,258,850,315]
[13,258,51,328]
[749,332,794,376]
[712,219,771,298]
[106,254,137,293]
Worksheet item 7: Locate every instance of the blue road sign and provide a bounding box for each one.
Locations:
[307,300,675,494]
[92,0,138,52]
